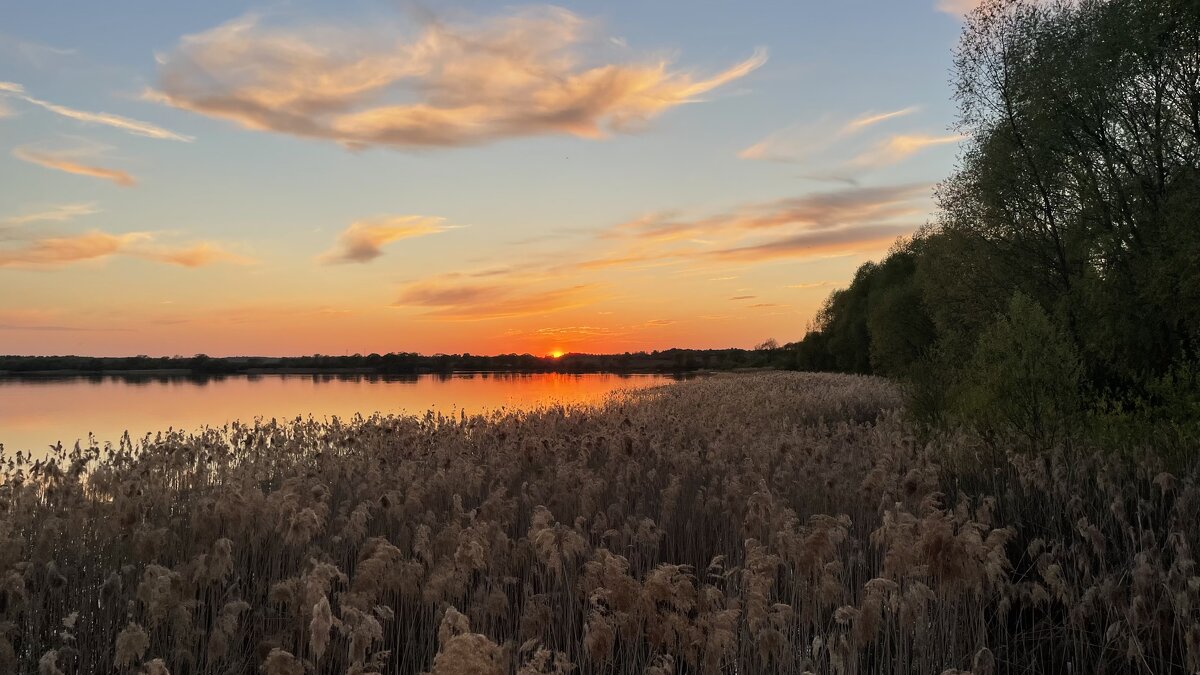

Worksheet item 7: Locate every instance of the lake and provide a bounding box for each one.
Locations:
[0,372,685,455]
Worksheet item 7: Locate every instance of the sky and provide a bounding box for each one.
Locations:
[0,0,979,357]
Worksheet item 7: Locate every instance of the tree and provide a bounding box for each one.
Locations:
[942,0,1200,389]
[754,338,780,351]
[797,0,1200,440]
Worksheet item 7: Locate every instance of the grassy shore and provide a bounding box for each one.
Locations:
[1,373,1196,674]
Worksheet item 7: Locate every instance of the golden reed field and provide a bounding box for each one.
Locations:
[2,373,1197,674]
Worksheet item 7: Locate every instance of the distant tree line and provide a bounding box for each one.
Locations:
[792,0,1200,451]
[0,347,798,377]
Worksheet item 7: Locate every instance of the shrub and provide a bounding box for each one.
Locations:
[955,293,1082,448]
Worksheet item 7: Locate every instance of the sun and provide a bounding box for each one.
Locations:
[549,350,565,359]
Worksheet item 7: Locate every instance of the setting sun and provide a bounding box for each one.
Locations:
[549,350,565,359]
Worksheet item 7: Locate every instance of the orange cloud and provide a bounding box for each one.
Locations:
[0,81,190,141]
[136,242,254,267]
[381,183,926,332]
[395,280,597,321]
[149,8,766,149]
[851,133,966,167]
[840,107,920,135]
[514,184,933,277]
[610,184,929,242]
[0,231,141,266]
[0,231,250,268]
[13,147,136,187]
[319,216,449,264]
[936,0,981,15]
[936,0,1054,16]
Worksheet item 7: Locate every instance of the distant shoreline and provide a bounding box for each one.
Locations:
[0,349,798,378]
[0,368,700,377]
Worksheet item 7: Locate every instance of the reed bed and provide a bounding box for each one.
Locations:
[1,372,1196,674]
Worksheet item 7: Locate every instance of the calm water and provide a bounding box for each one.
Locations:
[0,372,683,455]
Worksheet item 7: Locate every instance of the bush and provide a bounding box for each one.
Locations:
[1089,360,1200,464]
[955,293,1082,448]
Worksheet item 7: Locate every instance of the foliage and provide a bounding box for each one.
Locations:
[792,0,1200,449]
[954,293,1082,447]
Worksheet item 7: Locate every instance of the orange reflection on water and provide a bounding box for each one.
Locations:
[0,372,682,456]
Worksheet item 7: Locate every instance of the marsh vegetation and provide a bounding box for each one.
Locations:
[3,373,1197,674]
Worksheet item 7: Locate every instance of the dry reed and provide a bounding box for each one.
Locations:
[0,372,1196,673]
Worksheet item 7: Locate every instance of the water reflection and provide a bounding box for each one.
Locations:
[0,372,685,455]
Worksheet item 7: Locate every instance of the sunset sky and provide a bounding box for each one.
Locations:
[1,1,976,357]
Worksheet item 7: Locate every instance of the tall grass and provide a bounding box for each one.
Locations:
[1,373,1196,673]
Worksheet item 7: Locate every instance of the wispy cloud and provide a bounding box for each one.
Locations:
[841,106,920,135]
[395,279,597,320]
[0,81,191,141]
[0,309,131,333]
[936,0,1054,17]
[851,133,966,167]
[935,0,981,16]
[0,231,142,266]
[609,183,928,242]
[13,147,136,187]
[319,216,450,264]
[708,224,915,263]
[738,106,918,163]
[532,325,614,338]
[149,8,766,149]
[502,317,678,349]
[136,242,254,267]
[0,231,251,268]
[0,34,76,67]
[505,183,932,275]
[0,323,131,332]
[3,203,99,225]
[386,182,927,324]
